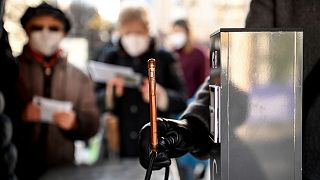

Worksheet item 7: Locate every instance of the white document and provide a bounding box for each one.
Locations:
[88,60,142,88]
[33,96,73,124]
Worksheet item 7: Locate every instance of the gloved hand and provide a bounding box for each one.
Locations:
[139,118,214,170]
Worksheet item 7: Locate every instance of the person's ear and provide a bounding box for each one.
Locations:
[25,24,33,37]
[26,30,32,38]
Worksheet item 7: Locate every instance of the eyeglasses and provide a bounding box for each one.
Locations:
[29,25,63,32]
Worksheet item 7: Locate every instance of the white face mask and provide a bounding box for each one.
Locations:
[167,32,187,50]
[29,29,64,56]
[121,34,150,57]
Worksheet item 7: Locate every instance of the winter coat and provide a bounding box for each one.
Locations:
[14,46,99,179]
[174,45,209,98]
[0,28,18,180]
[96,38,187,157]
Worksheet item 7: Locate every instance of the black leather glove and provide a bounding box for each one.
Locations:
[138,117,214,170]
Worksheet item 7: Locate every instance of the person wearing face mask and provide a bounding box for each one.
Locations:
[14,3,99,179]
[166,19,210,98]
[95,2,187,158]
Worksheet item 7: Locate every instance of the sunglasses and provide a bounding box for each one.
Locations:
[29,25,63,32]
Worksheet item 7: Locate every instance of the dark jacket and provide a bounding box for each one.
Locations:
[245,0,320,179]
[0,30,18,120]
[15,46,99,179]
[174,45,209,98]
[0,27,18,180]
[96,38,187,157]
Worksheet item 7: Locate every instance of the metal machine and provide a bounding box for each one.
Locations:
[209,29,302,180]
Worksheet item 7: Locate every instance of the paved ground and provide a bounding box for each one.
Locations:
[39,158,175,180]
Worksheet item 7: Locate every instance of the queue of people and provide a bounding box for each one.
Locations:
[0,1,209,179]
[2,0,320,180]
[138,1,320,180]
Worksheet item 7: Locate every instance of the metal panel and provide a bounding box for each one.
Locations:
[209,29,302,180]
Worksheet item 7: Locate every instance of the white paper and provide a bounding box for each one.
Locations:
[33,96,73,124]
[88,60,142,88]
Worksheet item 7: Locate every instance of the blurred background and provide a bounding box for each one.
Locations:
[4,0,250,72]
[2,0,252,179]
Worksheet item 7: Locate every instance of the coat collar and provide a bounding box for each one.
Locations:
[20,44,68,67]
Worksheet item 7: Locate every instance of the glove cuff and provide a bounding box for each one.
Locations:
[185,117,216,159]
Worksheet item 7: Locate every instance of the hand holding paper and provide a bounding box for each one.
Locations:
[32,96,73,124]
[107,76,125,97]
[53,111,76,130]
[88,60,142,88]
[22,102,40,122]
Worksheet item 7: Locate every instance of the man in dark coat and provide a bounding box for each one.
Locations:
[138,0,320,179]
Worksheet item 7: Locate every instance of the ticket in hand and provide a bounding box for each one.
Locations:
[88,60,142,88]
[32,96,73,124]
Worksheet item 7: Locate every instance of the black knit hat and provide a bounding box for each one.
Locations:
[20,2,71,33]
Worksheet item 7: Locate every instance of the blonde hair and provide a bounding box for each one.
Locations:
[118,2,150,32]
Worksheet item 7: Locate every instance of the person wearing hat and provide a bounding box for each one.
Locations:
[14,3,99,179]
